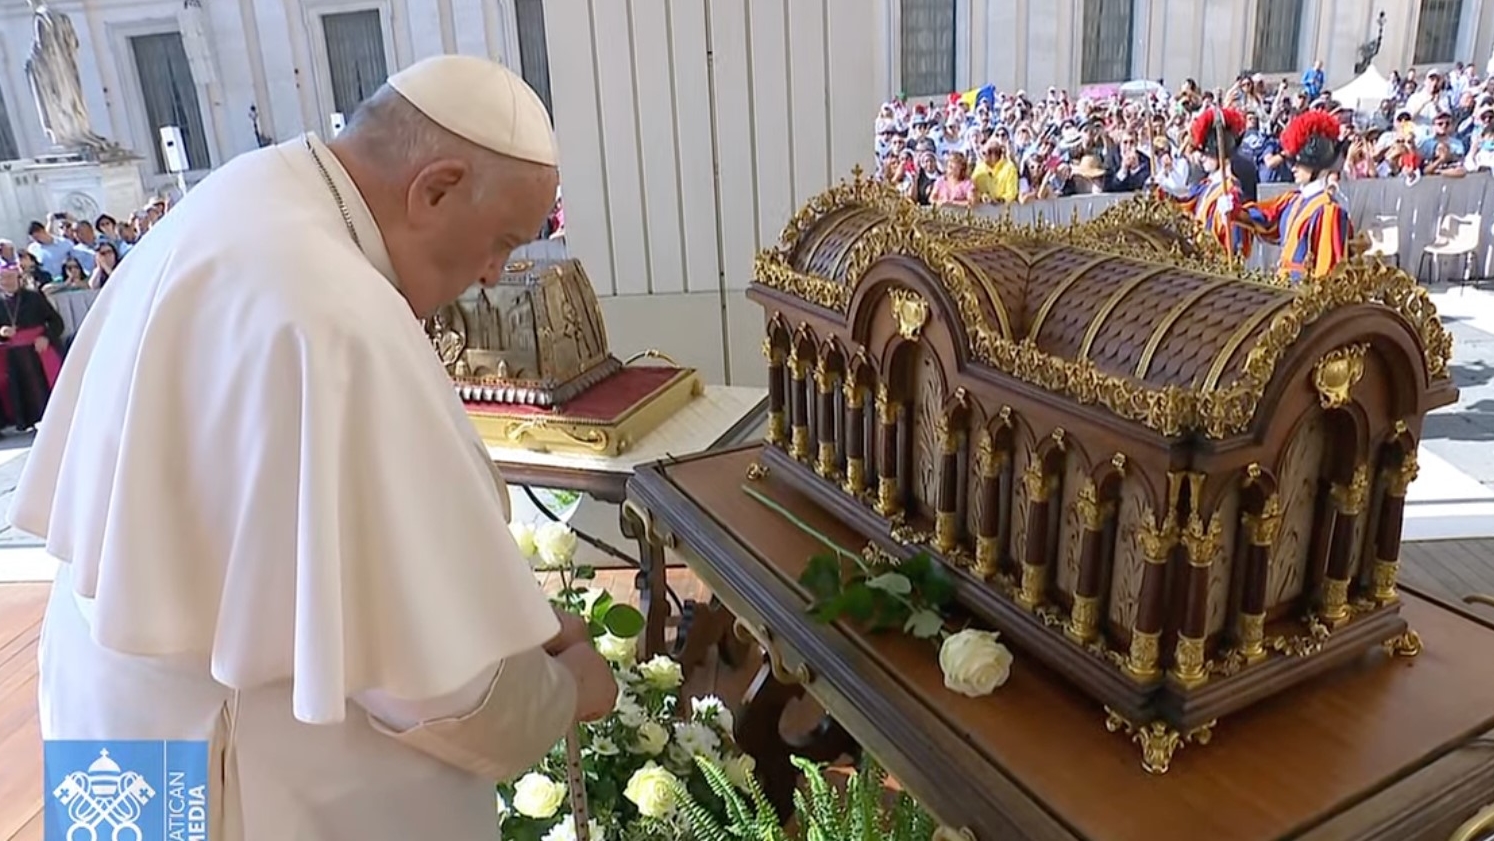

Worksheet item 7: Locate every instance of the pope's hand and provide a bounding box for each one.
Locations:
[545,608,590,655]
[555,643,618,722]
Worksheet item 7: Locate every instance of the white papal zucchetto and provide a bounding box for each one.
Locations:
[387,55,558,167]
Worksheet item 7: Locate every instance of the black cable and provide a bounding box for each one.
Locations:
[521,484,685,617]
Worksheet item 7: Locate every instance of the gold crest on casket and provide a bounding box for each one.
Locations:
[749,171,1457,773]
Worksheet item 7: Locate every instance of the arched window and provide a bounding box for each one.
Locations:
[1080,0,1135,84]
[900,0,956,98]
[1414,0,1465,65]
[1253,0,1305,73]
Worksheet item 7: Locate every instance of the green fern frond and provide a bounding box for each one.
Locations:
[789,756,842,837]
[672,778,733,841]
[694,757,754,831]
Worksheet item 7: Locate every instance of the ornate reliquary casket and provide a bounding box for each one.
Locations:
[428,258,701,456]
[748,174,1457,768]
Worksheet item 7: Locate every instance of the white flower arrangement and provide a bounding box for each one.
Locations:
[497,586,758,841]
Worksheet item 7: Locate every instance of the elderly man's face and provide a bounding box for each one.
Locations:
[0,269,19,294]
[397,158,559,318]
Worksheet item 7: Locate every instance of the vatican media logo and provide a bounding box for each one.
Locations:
[44,740,210,841]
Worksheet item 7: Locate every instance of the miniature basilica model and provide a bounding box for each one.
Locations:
[748,172,1457,773]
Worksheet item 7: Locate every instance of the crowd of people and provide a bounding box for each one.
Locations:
[0,196,173,434]
[873,59,1494,208]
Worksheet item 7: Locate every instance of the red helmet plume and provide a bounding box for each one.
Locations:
[1280,110,1341,157]
[1188,107,1247,150]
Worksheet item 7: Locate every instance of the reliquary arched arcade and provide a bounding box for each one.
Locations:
[747,171,1457,774]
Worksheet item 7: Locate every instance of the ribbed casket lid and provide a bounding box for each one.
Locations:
[754,174,1453,438]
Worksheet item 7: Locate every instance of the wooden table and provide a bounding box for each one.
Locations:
[625,445,1494,841]
[490,385,766,656]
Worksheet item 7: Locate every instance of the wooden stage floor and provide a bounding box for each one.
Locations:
[1,542,1491,839]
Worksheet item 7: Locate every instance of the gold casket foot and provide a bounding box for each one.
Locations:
[1103,707,1216,775]
[1382,628,1423,659]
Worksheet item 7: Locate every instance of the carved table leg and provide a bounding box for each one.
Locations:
[673,597,740,680]
[619,500,671,660]
[733,621,858,822]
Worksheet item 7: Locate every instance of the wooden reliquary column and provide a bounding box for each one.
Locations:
[874,384,902,518]
[814,359,838,479]
[1322,464,1371,626]
[763,338,786,446]
[1237,494,1283,663]
[1172,507,1223,687]
[1065,480,1113,644]
[1126,512,1179,681]
[1016,461,1058,610]
[789,348,812,462]
[841,381,867,496]
[1371,451,1419,604]
[973,432,1006,579]
[934,417,962,553]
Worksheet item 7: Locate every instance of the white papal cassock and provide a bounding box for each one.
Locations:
[15,131,564,839]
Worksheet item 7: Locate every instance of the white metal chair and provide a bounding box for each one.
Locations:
[1416,213,1482,285]
[1363,218,1400,268]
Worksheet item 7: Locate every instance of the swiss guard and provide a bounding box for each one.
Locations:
[1165,106,1251,257]
[1238,110,1353,283]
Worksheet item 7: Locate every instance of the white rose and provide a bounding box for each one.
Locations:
[690,695,733,733]
[631,720,669,755]
[534,521,579,568]
[542,816,606,841]
[721,754,757,791]
[637,655,683,691]
[596,633,636,666]
[623,762,680,818]
[509,521,537,558]
[511,772,566,819]
[938,629,1013,698]
[627,717,669,755]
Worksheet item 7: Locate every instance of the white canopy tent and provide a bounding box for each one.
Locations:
[1333,65,1393,114]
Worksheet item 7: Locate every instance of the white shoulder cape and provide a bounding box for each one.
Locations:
[11,139,557,725]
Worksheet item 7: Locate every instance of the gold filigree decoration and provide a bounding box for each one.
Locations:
[1384,451,1420,498]
[1382,629,1423,658]
[745,462,769,481]
[1331,464,1372,517]
[1104,707,1216,775]
[1267,614,1332,657]
[888,288,930,340]
[1313,343,1369,409]
[753,172,1454,440]
[1181,511,1224,568]
[1074,480,1111,532]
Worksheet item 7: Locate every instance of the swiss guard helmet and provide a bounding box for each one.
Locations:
[1280,110,1344,174]
[1189,106,1247,158]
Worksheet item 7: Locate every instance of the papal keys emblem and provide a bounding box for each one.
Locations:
[52,749,157,841]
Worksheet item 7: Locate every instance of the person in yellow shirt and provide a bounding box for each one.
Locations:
[972,141,1019,204]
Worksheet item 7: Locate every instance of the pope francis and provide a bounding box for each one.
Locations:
[12,56,618,839]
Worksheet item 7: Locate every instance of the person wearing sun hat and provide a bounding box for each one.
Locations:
[1163,106,1253,257]
[1237,109,1355,283]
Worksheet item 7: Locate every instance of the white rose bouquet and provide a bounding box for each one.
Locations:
[496,582,758,841]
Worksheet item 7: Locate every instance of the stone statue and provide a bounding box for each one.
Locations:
[24,0,124,157]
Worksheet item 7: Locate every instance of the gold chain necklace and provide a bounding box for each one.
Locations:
[303,135,362,250]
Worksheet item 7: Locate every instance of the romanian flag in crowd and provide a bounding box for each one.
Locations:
[954,85,996,110]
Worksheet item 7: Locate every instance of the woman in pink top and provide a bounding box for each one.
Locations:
[932,152,975,207]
